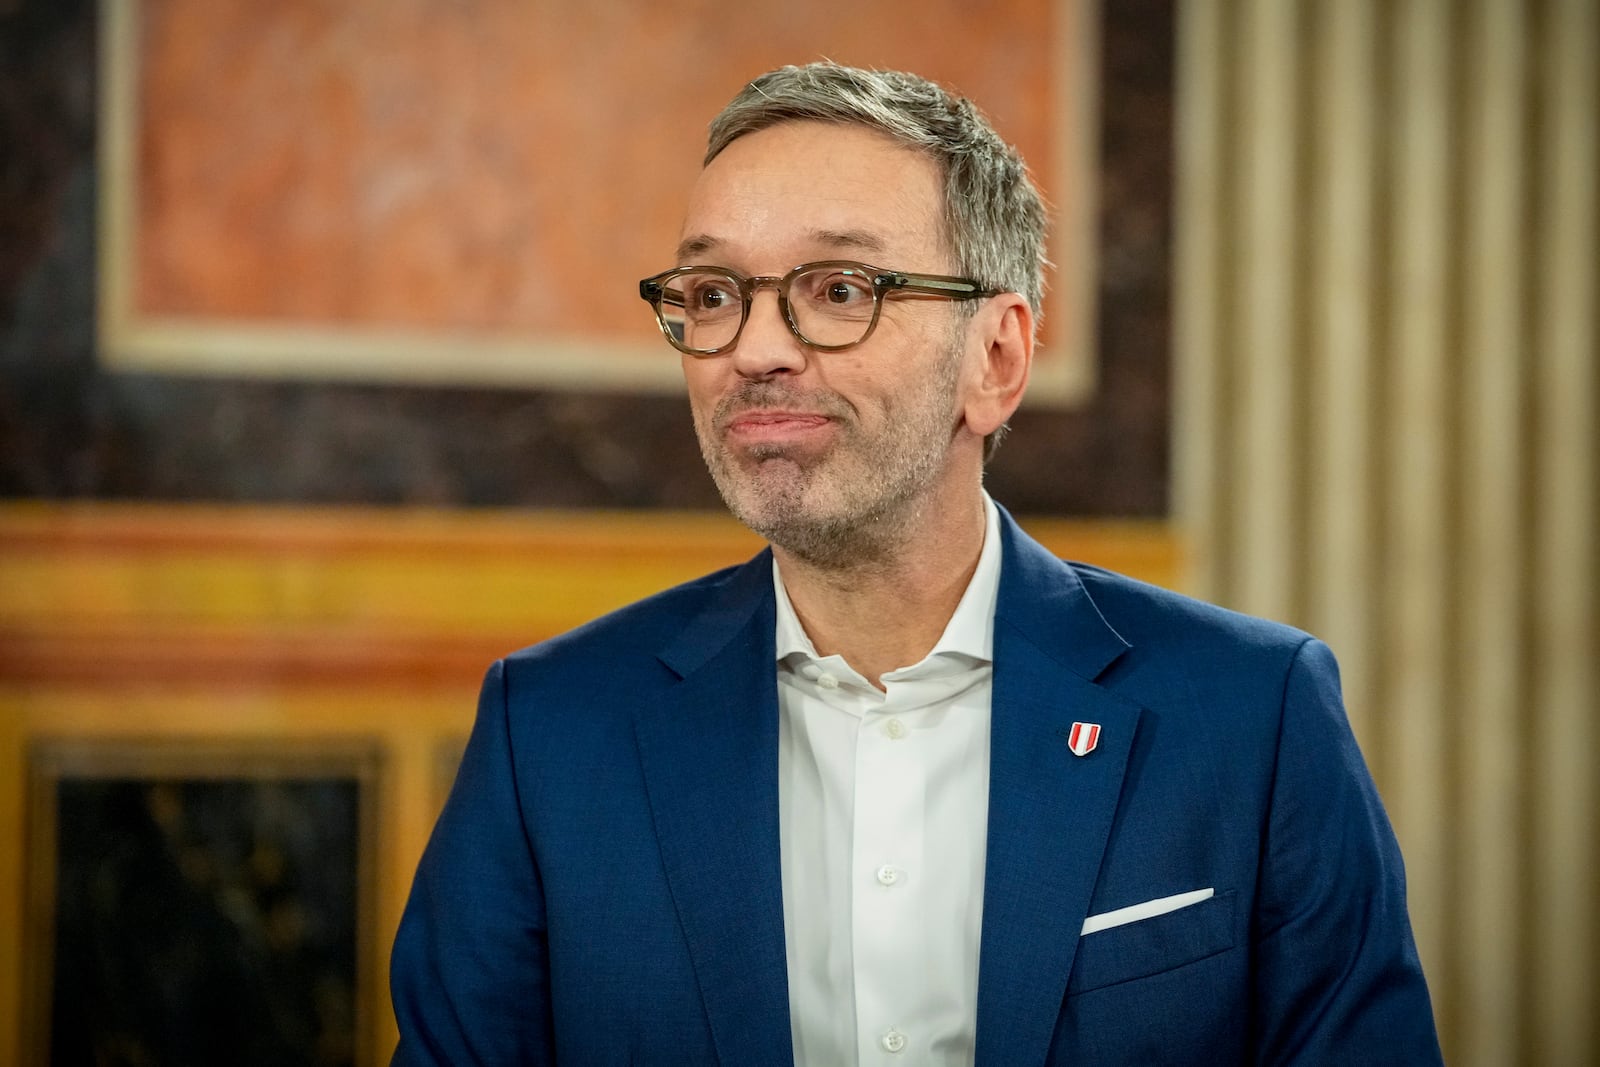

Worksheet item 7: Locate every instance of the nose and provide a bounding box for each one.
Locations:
[729,286,809,380]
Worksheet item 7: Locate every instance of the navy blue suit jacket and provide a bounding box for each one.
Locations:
[391,509,1440,1065]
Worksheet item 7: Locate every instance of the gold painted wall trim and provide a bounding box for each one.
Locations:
[0,503,1180,685]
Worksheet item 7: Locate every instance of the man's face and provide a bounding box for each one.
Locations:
[676,120,974,566]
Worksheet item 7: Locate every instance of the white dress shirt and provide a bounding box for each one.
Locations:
[775,495,1001,1066]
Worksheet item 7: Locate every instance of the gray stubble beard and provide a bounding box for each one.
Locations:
[695,336,965,572]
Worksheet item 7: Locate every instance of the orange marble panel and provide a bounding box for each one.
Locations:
[132,0,1063,345]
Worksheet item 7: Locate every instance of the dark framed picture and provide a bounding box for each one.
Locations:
[24,739,382,1067]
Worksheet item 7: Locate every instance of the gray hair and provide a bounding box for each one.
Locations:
[706,62,1050,331]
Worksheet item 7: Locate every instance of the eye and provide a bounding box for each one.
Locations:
[801,269,873,308]
[825,281,857,304]
[680,275,741,313]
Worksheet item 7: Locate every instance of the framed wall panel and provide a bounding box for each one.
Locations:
[98,0,1099,403]
[23,739,381,1067]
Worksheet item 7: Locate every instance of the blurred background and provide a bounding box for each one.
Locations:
[0,0,1593,1064]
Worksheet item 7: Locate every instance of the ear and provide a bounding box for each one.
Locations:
[961,293,1034,438]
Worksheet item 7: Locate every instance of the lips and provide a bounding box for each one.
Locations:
[723,409,834,444]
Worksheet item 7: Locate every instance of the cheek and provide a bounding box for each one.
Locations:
[681,361,722,418]
[852,340,944,411]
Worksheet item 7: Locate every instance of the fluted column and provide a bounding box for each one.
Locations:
[1174,2,1598,1062]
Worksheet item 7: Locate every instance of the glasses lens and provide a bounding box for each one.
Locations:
[657,271,743,353]
[787,265,878,347]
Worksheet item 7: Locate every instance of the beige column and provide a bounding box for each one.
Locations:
[1173,1,1599,1062]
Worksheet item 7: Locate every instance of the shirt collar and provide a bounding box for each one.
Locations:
[772,492,1003,667]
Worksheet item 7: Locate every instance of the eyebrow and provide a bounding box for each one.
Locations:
[674,228,892,265]
[675,235,719,262]
[809,229,891,256]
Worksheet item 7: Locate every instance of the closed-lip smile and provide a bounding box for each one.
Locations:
[723,408,834,443]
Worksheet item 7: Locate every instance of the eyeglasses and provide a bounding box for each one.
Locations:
[637,261,999,356]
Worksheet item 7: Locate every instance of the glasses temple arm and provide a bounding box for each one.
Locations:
[639,280,687,309]
[880,273,1000,299]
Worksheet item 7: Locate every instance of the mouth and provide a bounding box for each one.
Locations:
[722,409,836,446]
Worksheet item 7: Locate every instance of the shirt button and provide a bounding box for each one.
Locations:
[817,672,840,690]
[884,718,907,739]
[875,864,901,887]
[881,1029,907,1053]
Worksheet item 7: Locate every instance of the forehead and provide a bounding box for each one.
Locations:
[678,120,948,268]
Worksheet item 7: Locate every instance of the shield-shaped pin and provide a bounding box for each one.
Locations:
[1068,721,1101,757]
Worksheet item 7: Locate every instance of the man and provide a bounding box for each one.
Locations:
[391,63,1441,1065]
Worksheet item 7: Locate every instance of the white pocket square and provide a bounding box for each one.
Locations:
[1080,888,1215,936]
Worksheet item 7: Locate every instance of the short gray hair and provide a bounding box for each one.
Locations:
[706,62,1050,333]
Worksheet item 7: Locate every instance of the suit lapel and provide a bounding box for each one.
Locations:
[975,514,1144,1067]
[633,552,794,1067]
[631,517,1142,1067]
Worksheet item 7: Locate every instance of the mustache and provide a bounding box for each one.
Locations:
[712,381,856,428]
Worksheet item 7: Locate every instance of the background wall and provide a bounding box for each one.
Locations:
[0,1,1179,1064]
[2,0,1596,1064]
[1,0,1174,515]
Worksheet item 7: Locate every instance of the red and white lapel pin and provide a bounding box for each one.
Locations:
[1067,721,1101,757]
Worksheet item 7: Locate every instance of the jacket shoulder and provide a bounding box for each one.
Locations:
[1067,561,1316,660]
[498,554,764,682]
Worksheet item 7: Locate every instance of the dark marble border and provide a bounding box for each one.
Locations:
[23,738,381,1067]
[0,0,1172,515]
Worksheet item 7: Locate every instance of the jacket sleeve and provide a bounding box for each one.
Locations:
[390,659,556,1066]
[1250,638,1443,1064]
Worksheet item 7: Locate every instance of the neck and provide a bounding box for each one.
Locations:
[775,486,989,688]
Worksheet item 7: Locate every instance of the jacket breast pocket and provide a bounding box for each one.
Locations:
[1066,889,1237,996]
